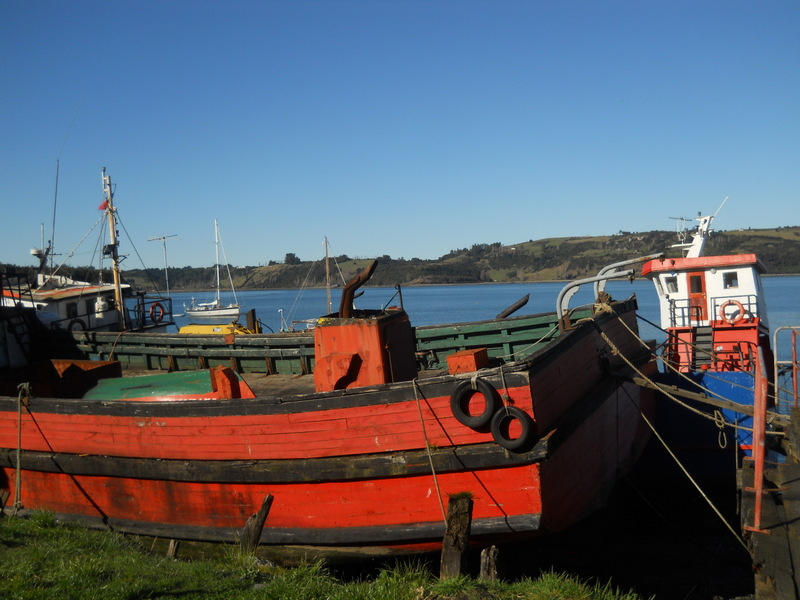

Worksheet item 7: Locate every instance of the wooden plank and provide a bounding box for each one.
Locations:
[777,462,800,598]
[741,462,800,600]
[240,494,273,552]
[440,494,473,579]
[479,545,499,580]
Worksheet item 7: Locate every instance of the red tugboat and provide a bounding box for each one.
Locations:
[1,259,654,552]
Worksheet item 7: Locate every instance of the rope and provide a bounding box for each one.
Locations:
[491,323,560,363]
[108,329,127,360]
[597,310,753,551]
[498,367,511,415]
[618,314,783,436]
[635,399,749,552]
[713,410,728,449]
[412,379,447,524]
[635,313,783,411]
[602,325,759,435]
[13,382,30,515]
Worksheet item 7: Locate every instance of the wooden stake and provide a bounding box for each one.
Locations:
[167,539,180,559]
[439,494,473,579]
[479,545,499,580]
[240,494,273,552]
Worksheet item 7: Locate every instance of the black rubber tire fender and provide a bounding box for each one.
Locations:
[490,406,535,452]
[449,378,499,429]
[68,318,87,332]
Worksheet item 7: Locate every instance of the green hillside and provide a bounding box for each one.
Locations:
[4,226,799,292]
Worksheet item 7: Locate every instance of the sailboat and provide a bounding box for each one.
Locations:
[184,220,241,319]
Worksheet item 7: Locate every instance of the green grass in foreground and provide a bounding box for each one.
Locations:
[0,512,647,600]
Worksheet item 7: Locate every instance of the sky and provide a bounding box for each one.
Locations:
[1,1,798,270]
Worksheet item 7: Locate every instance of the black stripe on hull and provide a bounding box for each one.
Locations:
[10,507,542,547]
[0,438,550,483]
[0,370,531,418]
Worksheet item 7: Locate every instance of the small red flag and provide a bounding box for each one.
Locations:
[98,200,109,210]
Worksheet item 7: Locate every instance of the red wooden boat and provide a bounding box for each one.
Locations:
[0,261,654,552]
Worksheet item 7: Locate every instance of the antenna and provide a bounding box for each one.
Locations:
[669,215,693,244]
[713,195,729,219]
[148,234,178,297]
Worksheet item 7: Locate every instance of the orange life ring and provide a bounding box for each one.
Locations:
[719,300,746,325]
[149,302,165,324]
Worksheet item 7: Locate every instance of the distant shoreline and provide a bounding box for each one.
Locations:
[156,273,800,294]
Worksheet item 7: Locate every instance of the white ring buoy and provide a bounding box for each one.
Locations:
[149,302,165,324]
[719,300,746,325]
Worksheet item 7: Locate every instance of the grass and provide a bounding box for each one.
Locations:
[0,511,648,600]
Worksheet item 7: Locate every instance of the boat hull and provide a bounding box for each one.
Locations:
[1,300,653,550]
[184,307,241,320]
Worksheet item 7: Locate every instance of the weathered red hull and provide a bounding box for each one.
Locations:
[1,300,653,551]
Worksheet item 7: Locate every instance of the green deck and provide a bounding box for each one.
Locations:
[82,369,220,400]
[65,308,593,375]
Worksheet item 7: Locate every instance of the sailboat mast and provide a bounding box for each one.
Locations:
[325,236,331,314]
[101,168,125,329]
[214,219,221,304]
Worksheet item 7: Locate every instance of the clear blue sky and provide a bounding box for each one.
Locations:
[2,1,798,270]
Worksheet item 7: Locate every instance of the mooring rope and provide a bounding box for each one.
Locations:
[13,382,30,515]
[635,313,784,410]
[713,409,729,449]
[634,395,749,552]
[602,324,762,436]
[611,313,786,436]
[493,322,560,362]
[412,379,447,525]
[108,329,127,360]
[584,306,750,550]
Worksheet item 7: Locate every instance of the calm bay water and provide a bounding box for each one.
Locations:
[168,276,799,358]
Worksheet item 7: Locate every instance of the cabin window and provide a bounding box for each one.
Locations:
[66,302,78,318]
[664,276,678,293]
[85,300,94,315]
[689,275,703,294]
[723,272,739,289]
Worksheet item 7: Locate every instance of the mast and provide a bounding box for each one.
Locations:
[214,219,221,306]
[325,236,331,313]
[101,168,126,329]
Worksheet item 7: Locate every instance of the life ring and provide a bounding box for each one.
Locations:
[68,318,87,332]
[719,300,746,325]
[490,406,535,452]
[149,302,165,324]
[449,378,500,429]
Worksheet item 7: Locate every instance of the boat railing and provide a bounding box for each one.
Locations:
[664,332,760,373]
[50,294,174,331]
[773,326,800,415]
[667,293,758,328]
[48,304,120,332]
[1,273,36,307]
[127,295,174,330]
[556,269,636,330]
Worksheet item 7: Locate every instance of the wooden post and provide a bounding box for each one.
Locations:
[439,493,473,579]
[166,539,180,559]
[240,494,273,552]
[479,545,499,580]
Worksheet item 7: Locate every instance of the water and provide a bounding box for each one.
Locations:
[168,276,798,334]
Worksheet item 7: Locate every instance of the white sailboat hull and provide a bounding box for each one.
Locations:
[184,305,241,319]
